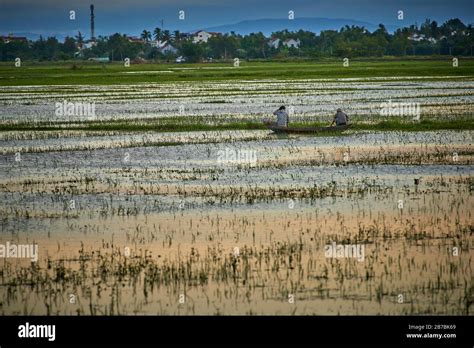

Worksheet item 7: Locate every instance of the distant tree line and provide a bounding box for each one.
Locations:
[0,18,472,62]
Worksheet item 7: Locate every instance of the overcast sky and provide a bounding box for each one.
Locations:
[1,0,473,38]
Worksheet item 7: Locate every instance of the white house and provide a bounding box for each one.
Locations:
[283,38,300,48]
[268,38,281,49]
[408,34,437,44]
[158,41,178,54]
[408,33,425,42]
[82,40,97,49]
[150,40,178,54]
[150,40,165,48]
[268,38,301,49]
[192,30,217,43]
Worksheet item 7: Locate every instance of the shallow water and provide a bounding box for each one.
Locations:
[0,128,472,315]
[1,79,473,122]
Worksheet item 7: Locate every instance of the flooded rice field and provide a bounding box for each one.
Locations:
[0,125,472,315]
[1,78,473,122]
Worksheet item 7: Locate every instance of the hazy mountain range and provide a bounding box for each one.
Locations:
[200,17,401,35]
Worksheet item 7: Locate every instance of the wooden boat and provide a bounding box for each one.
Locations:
[268,124,352,134]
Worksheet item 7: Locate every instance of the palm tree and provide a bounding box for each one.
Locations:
[173,30,181,42]
[162,30,171,42]
[75,31,84,48]
[153,27,162,41]
[141,30,151,42]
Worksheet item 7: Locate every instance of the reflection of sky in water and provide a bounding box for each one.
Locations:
[0,80,473,121]
[1,130,471,174]
[1,130,472,228]
[1,128,471,155]
[0,132,471,315]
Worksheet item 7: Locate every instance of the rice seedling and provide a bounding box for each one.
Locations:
[0,67,472,315]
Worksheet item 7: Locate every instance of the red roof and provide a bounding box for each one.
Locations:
[0,35,28,42]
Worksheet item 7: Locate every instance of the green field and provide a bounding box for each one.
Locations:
[1,58,473,133]
[2,118,473,133]
[1,58,473,86]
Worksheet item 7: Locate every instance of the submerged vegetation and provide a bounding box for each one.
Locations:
[0,61,472,315]
[1,129,472,315]
[1,117,473,133]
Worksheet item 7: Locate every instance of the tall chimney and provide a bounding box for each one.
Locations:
[90,4,95,41]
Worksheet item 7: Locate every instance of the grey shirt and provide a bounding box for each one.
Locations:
[274,110,289,127]
[334,111,348,125]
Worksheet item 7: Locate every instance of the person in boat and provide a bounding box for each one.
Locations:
[331,108,349,126]
[271,105,289,127]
